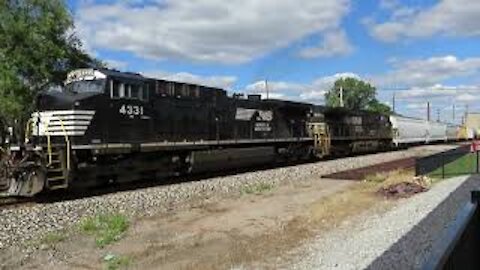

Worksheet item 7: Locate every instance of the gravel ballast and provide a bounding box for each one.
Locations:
[287,174,480,270]
[0,145,456,250]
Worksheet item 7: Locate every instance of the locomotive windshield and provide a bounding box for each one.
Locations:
[64,68,108,94]
[65,79,106,94]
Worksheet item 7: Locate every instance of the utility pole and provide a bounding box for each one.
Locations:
[437,108,440,122]
[465,104,469,125]
[265,79,269,99]
[427,102,430,121]
[339,86,344,108]
[453,104,455,123]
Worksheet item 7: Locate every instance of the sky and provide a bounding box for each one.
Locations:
[67,0,480,124]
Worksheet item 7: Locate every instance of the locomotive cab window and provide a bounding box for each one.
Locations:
[110,80,148,101]
[65,79,106,94]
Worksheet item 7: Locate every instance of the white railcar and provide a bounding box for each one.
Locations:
[446,124,459,141]
[468,128,475,139]
[428,121,448,142]
[390,115,428,145]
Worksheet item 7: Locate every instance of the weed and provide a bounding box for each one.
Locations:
[241,182,274,195]
[80,213,129,248]
[103,253,132,270]
[364,172,387,183]
[39,231,66,247]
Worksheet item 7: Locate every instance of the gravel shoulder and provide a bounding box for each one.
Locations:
[287,174,480,270]
[0,144,458,269]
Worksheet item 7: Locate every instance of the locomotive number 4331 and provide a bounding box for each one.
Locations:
[119,104,144,116]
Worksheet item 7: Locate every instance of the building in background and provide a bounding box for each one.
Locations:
[465,113,480,138]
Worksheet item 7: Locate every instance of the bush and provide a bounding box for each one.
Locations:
[80,213,129,248]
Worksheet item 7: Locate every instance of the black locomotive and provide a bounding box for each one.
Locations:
[1,68,392,196]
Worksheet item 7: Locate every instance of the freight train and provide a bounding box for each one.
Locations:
[0,68,474,197]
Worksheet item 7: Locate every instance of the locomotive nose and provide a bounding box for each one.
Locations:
[37,91,76,111]
[37,88,102,111]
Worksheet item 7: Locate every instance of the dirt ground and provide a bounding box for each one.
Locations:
[2,170,419,270]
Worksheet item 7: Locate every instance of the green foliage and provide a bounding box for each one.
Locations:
[80,213,130,248]
[429,153,477,179]
[325,77,391,114]
[241,182,274,195]
[40,231,66,247]
[103,253,132,270]
[0,0,102,135]
[367,99,392,115]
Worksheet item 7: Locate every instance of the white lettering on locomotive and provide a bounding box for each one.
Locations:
[119,105,144,117]
[65,69,107,85]
[254,122,272,132]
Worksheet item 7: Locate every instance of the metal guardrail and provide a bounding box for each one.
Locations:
[423,191,480,270]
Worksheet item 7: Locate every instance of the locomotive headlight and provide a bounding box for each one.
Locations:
[74,101,80,107]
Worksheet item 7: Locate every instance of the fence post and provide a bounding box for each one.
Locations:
[442,153,445,179]
[477,150,479,174]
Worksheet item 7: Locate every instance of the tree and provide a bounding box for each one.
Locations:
[325,77,391,114]
[0,0,102,142]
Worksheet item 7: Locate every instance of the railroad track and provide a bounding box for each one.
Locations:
[0,158,316,208]
[0,196,35,208]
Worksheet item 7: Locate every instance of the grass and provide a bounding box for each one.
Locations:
[429,153,478,179]
[103,253,132,270]
[39,231,66,247]
[364,172,388,183]
[80,213,129,248]
[241,182,274,195]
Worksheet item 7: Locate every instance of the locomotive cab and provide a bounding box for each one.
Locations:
[32,68,152,146]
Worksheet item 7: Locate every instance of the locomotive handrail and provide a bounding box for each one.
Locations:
[45,125,53,166]
[44,116,71,171]
[56,116,71,171]
[24,118,33,143]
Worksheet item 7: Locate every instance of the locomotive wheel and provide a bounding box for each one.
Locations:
[8,168,45,197]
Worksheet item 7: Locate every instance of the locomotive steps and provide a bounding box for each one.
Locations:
[0,144,460,269]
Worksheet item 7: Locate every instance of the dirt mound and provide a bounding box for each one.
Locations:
[378,182,428,199]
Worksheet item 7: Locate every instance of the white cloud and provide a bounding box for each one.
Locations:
[395,84,480,104]
[143,70,237,89]
[396,84,457,100]
[105,59,128,70]
[299,29,354,58]
[75,0,351,64]
[244,72,360,103]
[367,0,480,42]
[375,56,480,87]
